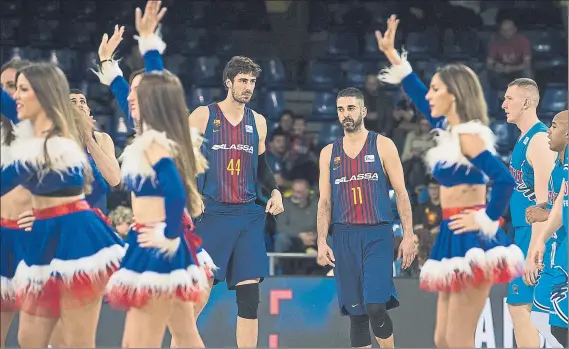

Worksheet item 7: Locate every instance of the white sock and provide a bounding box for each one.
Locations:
[530,311,563,348]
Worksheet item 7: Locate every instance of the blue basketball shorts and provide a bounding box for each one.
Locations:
[508,225,534,304]
[331,223,399,316]
[195,200,268,290]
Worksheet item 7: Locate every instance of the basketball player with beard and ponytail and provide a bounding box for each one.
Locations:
[188,56,285,348]
[317,87,417,348]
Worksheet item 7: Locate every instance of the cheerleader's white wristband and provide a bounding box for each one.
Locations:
[474,210,500,239]
[135,31,167,56]
[378,50,413,85]
[91,60,123,86]
[150,222,180,257]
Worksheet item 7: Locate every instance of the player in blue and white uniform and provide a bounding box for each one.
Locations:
[503,76,558,347]
[525,111,567,347]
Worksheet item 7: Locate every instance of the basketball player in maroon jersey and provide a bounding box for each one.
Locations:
[317,87,416,348]
[187,56,284,348]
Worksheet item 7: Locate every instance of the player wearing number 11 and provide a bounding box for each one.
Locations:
[317,87,417,348]
[188,56,284,348]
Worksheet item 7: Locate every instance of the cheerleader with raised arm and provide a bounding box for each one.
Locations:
[376,16,523,348]
[102,4,210,347]
[1,63,125,348]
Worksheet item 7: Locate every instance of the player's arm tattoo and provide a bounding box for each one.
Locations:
[394,188,414,237]
[317,198,332,244]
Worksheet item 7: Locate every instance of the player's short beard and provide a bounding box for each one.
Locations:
[341,113,363,133]
[231,87,251,104]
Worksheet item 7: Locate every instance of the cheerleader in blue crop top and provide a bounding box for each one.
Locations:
[376,15,523,348]
[2,62,125,347]
[103,6,211,345]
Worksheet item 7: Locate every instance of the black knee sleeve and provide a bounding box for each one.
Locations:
[365,303,393,339]
[552,325,568,347]
[349,314,371,347]
[235,283,260,320]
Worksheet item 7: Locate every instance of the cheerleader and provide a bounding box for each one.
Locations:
[48,91,122,348]
[0,58,34,347]
[102,2,210,347]
[94,4,215,347]
[2,63,125,348]
[376,16,523,347]
[104,69,209,348]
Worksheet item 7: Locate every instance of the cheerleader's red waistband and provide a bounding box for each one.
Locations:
[0,217,20,229]
[33,200,91,219]
[442,205,505,226]
[442,205,486,219]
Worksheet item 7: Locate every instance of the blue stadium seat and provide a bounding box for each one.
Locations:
[1,18,20,43]
[260,58,286,89]
[405,31,439,58]
[325,31,358,59]
[307,61,343,90]
[414,60,443,81]
[186,87,213,112]
[51,49,80,76]
[539,83,568,116]
[29,20,60,46]
[212,33,236,58]
[485,88,503,119]
[534,56,568,84]
[345,60,366,89]
[34,0,60,18]
[444,30,480,59]
[19,47,44,61]
[491,120,517,154]
[259,90,286,120]
[312,92,338,120]
[191,56,220,87]
[176,29,206,56]
[318,122,343,147]
[85,81,110,102]
[1,0,23,16]
[163,54,187,77]
[66,22,97,47]
[524,30,560,58]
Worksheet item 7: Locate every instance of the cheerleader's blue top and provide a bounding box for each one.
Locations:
[2,89,110,212]
[1,132,88,197]
[119,130,186,239]
[395,67,515,223]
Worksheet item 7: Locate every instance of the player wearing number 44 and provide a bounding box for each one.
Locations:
[186,56,284,348]
[317,87,417,349]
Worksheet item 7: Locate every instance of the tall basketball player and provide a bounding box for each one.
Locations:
[317,87,416,348]
[188,56,284,348]
[503,78,557,347]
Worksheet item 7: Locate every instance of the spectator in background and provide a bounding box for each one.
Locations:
[362,74,395,136]
[401,118,435,163]
[413,178,442,249]
[287,116,319,185]
[108,205,133,239]
[273,109,295,137]
[275,179,318,254]
[487,18,532,91]
[389,88,419,152]
[266,129,289,188]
